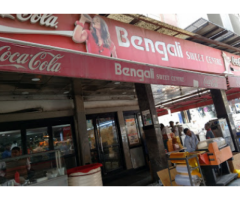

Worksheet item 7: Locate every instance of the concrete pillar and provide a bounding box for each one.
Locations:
[135,83,168,181]
[210,89,240,152]
[117,111,133,170]
[73,79,92,165]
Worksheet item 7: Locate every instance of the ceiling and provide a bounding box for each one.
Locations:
[0,71,136,102]
[151,84,204,106]
[156,87,240,116]
[185,18,240,55]
[0,71,205,110]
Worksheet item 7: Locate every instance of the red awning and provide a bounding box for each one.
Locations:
[157,88,240,116]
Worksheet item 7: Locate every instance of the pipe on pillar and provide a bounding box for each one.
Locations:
[73,79,92,165]
[210,89,240,152]
[135,83,168,181]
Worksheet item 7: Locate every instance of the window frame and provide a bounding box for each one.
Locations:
[0,117,78,165]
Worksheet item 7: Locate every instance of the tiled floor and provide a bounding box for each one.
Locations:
[104,170,153,186]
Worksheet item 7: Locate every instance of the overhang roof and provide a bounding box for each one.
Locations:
[156,87,240,116]
[185,18,240,55]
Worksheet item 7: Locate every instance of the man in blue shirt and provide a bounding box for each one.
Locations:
[183,128,199,152]
[1,145,11,159]
[204,122,215,139]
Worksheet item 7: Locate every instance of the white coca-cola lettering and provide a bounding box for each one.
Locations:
[17,54,29,64]
[17,14,31,21]
[0,14,58,29]
[9,52,20,63]
[231,56,240,67]
[0,14,15,20]
[30,14,42,23]
[204,77,218,88]
[39,14,58,28]
[0,46,63,72]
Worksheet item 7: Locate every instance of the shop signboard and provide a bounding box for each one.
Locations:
[125,118,139,145]
[0,14,239,76]
[0,39,227,89]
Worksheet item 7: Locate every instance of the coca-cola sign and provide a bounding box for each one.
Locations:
[0,39,227,90]
[0,14,58,28]
[0,46,63,72]
[231,56,240,67]
[203,77,219,88]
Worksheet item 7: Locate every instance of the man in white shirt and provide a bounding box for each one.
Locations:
[183,128,199,152]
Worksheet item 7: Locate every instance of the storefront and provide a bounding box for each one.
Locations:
[0,14,239,182]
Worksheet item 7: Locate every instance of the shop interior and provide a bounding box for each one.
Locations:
[1,70,240,186]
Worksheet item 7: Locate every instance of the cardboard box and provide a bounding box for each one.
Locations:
[228,152,240,172]
[157,168,179,186]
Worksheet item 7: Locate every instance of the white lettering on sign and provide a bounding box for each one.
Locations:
[115,63,154,81]
[206,56,222,66]
[156,74,184,82]
[0,14,58,29]
[0,14,15,20]
[231,56,240,67]
[0,46,63,72]
[186,51,204,62]
[115,26,183,61]
[171,76,184,82]
[156,74,169,80]
[203,77,219,88]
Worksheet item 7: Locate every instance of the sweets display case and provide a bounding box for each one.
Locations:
[0,150,68,186]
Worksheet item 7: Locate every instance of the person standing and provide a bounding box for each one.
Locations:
[183,128,199,152]
[1,145,11,159]
[204,122,215,139]
[169,121,179,136]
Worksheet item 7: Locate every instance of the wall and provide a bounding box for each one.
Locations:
[229,14,240,35]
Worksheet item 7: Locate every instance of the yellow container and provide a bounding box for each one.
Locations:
[169,152,198,168]
[233,169,240,178]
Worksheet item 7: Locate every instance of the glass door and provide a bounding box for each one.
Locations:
[86,113,123,175]
[123,111,147,169]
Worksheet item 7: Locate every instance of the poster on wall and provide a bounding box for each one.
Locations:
[126,118,139,145]
[142,110,152,126]
[235,103,240,112]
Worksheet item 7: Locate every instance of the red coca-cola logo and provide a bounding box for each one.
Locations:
[0,46,64,72]
[203,77,218,88]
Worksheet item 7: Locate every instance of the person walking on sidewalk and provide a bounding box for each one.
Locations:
[204,122,215,139]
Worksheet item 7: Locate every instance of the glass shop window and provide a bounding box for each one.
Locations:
[26,127,49,154]
[52,125,74,155]
[0,130,22,159]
